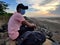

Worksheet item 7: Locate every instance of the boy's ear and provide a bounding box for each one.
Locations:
[17,8,21,12]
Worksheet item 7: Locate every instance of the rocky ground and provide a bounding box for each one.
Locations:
[0,17,60,45]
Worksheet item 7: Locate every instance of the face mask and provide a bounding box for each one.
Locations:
[20,9,25,15]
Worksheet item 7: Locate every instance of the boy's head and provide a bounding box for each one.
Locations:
[16,3,28,15]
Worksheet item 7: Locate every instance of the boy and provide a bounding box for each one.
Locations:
[8,3,36,45]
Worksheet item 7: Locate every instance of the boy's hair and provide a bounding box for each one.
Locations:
[16,3,28,12]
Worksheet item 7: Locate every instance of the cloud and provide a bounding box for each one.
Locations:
[16,0,44,11]
[16,0,59,11]
[16,0,42,6]
[31,2,59,12]
[16,0,60,17]
[50,5,60,15]
[25,11,57,17]
[5,9,15,13]
[40,0,52,5]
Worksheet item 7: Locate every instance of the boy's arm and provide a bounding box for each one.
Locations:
[22,20,36,28]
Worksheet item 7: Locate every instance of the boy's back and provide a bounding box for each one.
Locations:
[8,12,25,40]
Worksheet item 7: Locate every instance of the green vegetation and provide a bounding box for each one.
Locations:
[0,1,12,22]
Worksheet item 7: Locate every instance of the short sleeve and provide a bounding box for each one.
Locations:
[14,13,25,22]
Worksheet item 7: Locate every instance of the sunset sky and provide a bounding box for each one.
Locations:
[0,0,60,17]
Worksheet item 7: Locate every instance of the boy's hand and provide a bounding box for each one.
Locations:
[29,23,36,28]
[22,20,36,28]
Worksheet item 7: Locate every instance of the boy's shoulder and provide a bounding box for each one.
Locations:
[12,12,21,17]
[13,12,24,19]
[14,12,21,15]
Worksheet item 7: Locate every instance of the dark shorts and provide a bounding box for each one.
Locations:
[15,30,23,45]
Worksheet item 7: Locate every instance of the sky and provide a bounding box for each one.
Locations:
[0,0,60,17]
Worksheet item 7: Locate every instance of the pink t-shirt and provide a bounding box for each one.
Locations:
[8,12,25,40]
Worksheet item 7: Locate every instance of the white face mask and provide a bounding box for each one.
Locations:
[20,9,26,15]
